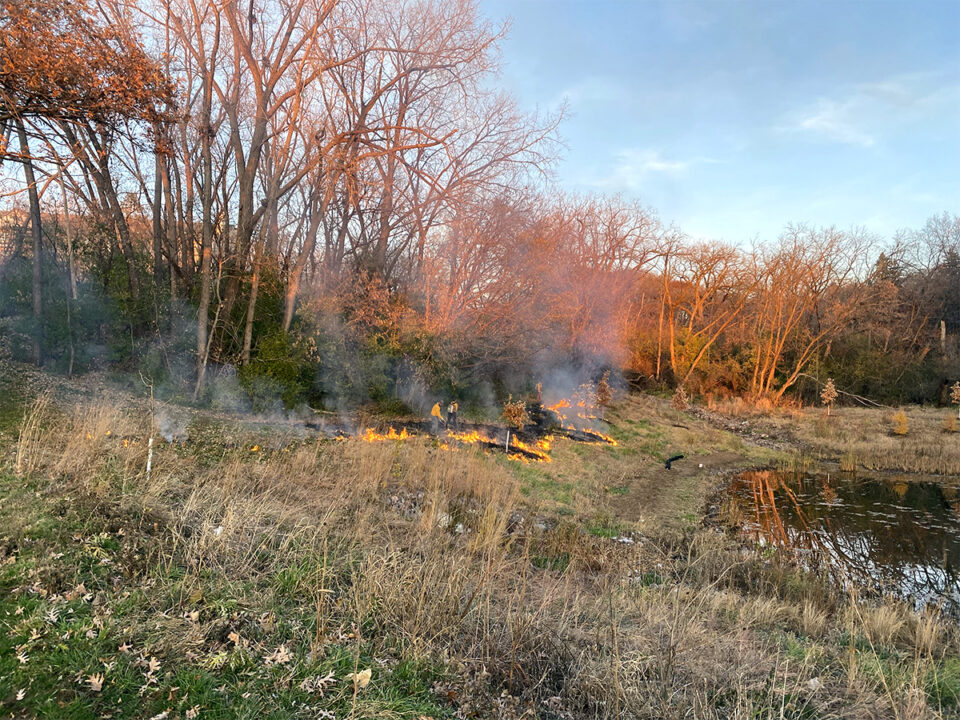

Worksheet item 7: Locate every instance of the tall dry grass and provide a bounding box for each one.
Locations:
[767,406,960,476]
[15,391,51,478]
[12,397,960,718]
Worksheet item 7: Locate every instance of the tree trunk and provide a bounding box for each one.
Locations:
[282,197,322,332]
[152,143,165,286]
[17,120,43,365]
[160,153,179,297]
[57,172,77,301]
[242,260,260,365]
[194,74,216,399]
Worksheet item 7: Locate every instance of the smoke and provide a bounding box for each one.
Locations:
[155,410,188,443]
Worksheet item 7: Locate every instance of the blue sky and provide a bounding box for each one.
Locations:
[478,0,960,243]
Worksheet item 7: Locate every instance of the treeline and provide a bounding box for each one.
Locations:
[0,0,957,410]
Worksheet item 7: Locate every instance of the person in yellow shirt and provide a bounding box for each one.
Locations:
[430,401,443,434]
[447,400,459,430]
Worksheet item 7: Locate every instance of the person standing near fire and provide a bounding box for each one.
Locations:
[447,400,459,429]
[430,401,444,434]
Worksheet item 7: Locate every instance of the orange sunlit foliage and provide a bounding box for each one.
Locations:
[1,0,955,411]
[0,0,171,127]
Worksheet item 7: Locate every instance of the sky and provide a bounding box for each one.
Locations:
[477,0,960,244]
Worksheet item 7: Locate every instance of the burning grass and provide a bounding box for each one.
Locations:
[351,423,567,464]
[3,391,960,718]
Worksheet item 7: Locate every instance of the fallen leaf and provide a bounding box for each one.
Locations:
[264,646,292,666]
[88,673,105,692]
[345,668,372,690]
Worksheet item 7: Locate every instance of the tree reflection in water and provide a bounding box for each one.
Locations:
[723,470,960,616]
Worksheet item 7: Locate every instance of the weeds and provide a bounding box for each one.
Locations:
[4,396,960,718]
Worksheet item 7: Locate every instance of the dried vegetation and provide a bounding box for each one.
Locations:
[2,395,960,718]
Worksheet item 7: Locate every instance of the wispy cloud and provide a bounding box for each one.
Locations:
[547,76,627,112]
[593,147,720,191]
[793,98,877,147]
[781,72,959,148]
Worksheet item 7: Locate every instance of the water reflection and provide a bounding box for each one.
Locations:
[723,470,960,616]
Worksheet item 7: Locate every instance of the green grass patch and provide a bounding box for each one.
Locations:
[585,516,624,538]
[0,471,451,719]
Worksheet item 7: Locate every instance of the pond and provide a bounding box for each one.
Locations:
[721,469,960,616]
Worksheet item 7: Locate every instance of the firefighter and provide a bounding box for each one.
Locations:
[430,401,444,434]
[447,400,459,430]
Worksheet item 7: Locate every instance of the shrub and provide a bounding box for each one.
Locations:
[502,395,530,429]
[595,370,613,410]
[891,409,910,436]
[820,378,838,416]
[238,330,317,410]
[671,385,689,411]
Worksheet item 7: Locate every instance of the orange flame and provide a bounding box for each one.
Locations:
[548,396,617,446]
[509,435,551,463]
[360,427,410,442]
[445,429,496,445]
[350,426,558,462]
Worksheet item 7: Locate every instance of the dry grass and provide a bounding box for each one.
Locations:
[14,391,50,478]
[8,396,960,718]
[761,405,960,476]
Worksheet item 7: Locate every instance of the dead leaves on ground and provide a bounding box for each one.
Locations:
[87,672,104,692]
[263,645,293,666]
[346,667,372,690]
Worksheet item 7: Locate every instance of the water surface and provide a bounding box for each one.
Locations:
[722,470,960,615]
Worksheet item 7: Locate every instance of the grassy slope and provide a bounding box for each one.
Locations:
[1,364,959,719]
[514,393,784,532]
[0,369,450,719]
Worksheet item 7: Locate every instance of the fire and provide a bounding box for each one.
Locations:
[547,399,571,422]
[546,396,617,445]
[444,429,496,445]
[347,425,557,463]
[579,428,618,446]
[444,428,552,463]
[509,435,551,462]
[360,427,410,442]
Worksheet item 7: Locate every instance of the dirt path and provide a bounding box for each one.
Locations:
[612,451,759,530]
[592,395,786,532]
